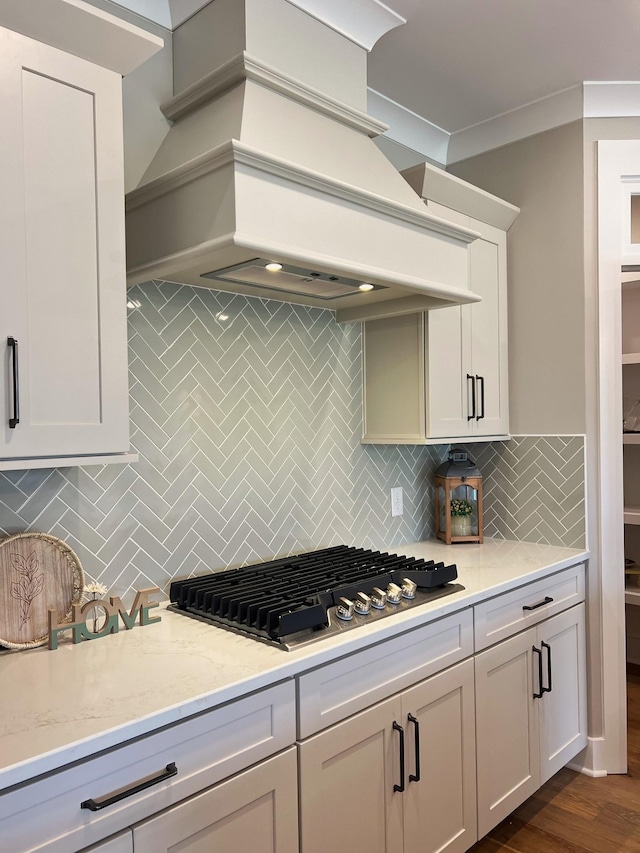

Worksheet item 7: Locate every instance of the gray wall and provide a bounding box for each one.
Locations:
[0,283,585,602]
[449,121,586,435]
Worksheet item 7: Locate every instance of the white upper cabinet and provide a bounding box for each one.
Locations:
[0,4,161,470]
[362,165,518,444]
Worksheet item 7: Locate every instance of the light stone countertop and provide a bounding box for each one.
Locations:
[0,537,588,793]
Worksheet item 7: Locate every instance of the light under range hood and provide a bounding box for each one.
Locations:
[125,0,481,324]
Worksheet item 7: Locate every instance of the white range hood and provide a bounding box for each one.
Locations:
[125,0,480,323]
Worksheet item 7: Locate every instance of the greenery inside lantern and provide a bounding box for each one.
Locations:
[435,448,483,544]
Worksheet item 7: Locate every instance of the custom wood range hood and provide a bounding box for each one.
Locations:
[124,0,481,323]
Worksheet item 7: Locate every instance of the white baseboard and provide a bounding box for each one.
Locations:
[567,737,609,777]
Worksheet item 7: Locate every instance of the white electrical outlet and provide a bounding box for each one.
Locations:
[390,487,403,517]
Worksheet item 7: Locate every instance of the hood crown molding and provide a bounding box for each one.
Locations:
[126,0,481,317]
[284,0,406,50]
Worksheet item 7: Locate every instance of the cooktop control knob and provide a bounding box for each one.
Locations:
[386,582,402,604]
[401,578,418,599]
[354,591,371,615]
[371,587,387,609]
[336,597,355,621]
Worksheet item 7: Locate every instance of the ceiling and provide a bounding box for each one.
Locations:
[367,0,640,134]
[94,0,640,165]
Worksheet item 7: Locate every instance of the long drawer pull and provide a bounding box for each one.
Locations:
[476,374,485,421]
[467,374,476,421]
[407,713,421,783]
[541,640,552,694]
[532,645,544,699]
[523,596,553,611]
[7,337,19,428]
[392,721,405,793]
[80,762,177,811]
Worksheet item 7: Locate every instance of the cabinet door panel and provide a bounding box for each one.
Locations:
[82,831,133,853]
[0,29,129,458]
[299,695,403,853]
[538,604,587,783]
[426,304,472,438]
[469,224,508,436]
[132,748,298,853]
[402,659,477,853]
[475,627,540,837]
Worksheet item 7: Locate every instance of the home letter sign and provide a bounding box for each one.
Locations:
[47,587,161,650]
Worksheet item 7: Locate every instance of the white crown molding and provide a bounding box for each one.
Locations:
[446,85,584,164]
[368,88,450,167]
[583,82,640,118]
[284,0,405,50]
[372,80,640,167]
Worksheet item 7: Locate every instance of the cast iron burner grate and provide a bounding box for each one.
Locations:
[168,545,463,650]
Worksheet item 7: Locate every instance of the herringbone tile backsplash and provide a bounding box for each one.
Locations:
[0,282,585,599]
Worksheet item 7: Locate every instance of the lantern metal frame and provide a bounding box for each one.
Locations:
[435,472,484,545]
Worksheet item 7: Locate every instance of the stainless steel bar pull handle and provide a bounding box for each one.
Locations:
[7,337,19,428]
[81,762,177,811]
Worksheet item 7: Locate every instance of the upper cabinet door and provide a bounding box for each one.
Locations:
[0,27,129,461]
[469,219,509,437]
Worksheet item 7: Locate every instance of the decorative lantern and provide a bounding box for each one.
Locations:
[435,448,483,544]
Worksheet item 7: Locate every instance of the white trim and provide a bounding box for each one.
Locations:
[368,88,450,167]
[508,433,587,437]
[447,85,584,164]
[594,140,638,773]
[283,0,405,50]
[368,81,640,167]
[567,737,608,777]
[0,452,138,472]
[584,82,640,119]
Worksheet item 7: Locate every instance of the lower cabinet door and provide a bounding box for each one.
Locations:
[538,604,587,783]
[402,659,477,853]
[299,694,404,853]
[475,627,540,837]
[81,831,133,852]
[132,748,298,853]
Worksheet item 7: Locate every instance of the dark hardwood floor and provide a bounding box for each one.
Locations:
[468,674,640,853]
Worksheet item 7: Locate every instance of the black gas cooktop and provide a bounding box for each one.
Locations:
[168,545,463,650]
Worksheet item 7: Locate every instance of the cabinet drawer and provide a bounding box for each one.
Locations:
[297,609,473,738]
[0,681,295,853]
[474,564,585,651]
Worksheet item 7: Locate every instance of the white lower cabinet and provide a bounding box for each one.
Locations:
[475,603,587,837]
[81,832,133,853]
[299,658,477,853]
[132,748,298,853]
[1,565,588,853]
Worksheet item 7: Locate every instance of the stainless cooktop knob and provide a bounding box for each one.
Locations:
[336,597,355,621]
[387,582,402,604]
[371,587,387,609]
[354,591,371,615]
[401,578,418,599]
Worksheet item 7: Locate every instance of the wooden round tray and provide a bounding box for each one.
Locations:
[0,532,85,649]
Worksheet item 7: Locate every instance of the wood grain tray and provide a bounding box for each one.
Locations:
[0,532,84,649]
